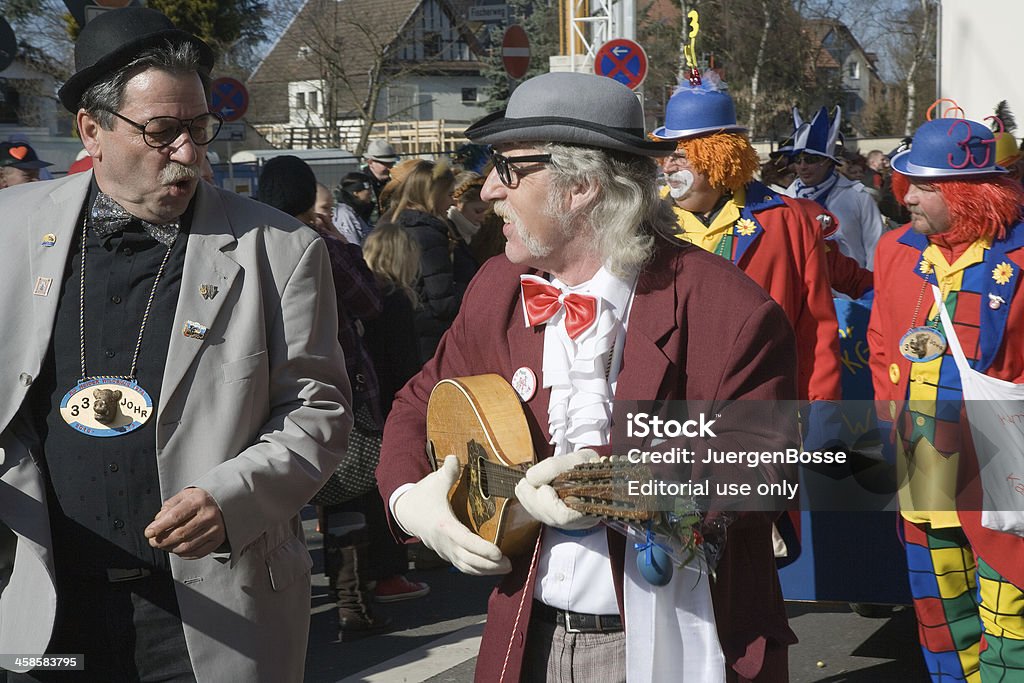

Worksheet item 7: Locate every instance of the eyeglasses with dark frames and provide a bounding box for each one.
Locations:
[491,152,553,187]
[790,153,830,166]
[104,110,224,149]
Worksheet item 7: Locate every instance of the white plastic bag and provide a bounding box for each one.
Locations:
[936,287,1024,535]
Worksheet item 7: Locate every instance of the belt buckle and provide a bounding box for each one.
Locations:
[564,611,597,633]
[106,568,151,582]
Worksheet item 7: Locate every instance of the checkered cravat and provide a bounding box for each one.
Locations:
[91,191,180,246]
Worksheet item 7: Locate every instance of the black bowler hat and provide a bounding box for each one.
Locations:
[58,7,214,113]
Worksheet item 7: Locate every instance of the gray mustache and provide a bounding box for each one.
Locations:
[160,163,199,184]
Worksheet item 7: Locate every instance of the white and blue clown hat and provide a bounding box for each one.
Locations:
[790,105,843,162]
[651,71,746,140]
[891,117,1008,178]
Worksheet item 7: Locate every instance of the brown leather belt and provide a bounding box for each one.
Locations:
[532,600,623,633]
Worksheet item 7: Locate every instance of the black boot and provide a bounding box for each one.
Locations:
[332,530,391,641]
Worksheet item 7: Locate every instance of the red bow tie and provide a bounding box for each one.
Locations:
[520,275,598,340]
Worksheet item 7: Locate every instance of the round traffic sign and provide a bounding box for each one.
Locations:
[502,25,530,80]
[210,77,249,122]
[594,38,648,90]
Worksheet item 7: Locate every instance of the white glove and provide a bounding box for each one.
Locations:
[515,449,601,531]
[394,455,511,575]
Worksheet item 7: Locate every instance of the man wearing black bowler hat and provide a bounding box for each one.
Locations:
[0,8,350,682]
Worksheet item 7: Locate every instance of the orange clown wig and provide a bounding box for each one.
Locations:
[674,132,761,195]
[892,171,1024,243]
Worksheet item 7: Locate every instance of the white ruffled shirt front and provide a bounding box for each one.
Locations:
[528,267,632,616]
[527,266,725,682]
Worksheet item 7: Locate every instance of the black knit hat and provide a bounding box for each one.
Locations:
[257,156,317,218]
[340,171,372,193]
[58,7,214,113]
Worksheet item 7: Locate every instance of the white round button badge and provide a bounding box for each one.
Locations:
[511,367,537,401]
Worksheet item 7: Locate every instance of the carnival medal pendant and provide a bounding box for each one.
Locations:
[898,326,947,363]
[60,377,153,437]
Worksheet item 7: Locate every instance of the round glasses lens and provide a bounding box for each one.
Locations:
[144,117,183,147]
[191,114,221,145]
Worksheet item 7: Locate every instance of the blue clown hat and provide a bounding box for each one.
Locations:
[651,72,746,140]
[891,118,1007,178]
[790,106,842,162]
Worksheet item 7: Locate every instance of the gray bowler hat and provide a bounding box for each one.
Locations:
[465,72,675,157]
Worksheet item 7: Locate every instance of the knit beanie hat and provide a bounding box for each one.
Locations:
[257,155,317,218]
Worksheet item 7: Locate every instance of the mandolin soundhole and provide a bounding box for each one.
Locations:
[466,440,495,528]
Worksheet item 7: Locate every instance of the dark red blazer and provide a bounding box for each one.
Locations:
[378,239,800,682]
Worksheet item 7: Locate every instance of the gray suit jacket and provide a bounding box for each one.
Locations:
[0,172,352,681]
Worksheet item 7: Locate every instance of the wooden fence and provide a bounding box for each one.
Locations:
[253,120,473,157]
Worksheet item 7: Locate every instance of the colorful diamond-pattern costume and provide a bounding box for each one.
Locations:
[870,224,1024,683]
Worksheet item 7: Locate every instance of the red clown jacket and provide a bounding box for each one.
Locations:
[670,181,843,403]
[868,222,1024,588]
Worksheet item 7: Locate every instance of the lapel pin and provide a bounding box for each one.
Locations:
[40,233,57,247]
[33,276,53,297]
[511,367,538,402]
[199,284,218,300]
[988,293,1006,310]
[183,320,208,340]
[735,218,757,236]
[992,262,1013,286]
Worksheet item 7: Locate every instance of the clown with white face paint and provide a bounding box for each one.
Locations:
[651,72,842,406]
[666,169,695,199]
[651,73,852,633]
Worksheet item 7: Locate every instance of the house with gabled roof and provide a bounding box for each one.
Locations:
[0,43,65,135]
[246,0,489,154]
[804,18,885,135]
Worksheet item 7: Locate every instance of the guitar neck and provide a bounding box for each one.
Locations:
[478,457,527,499]
[475,456,655,523]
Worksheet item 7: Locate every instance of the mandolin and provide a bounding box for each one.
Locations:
[426,374,655,557]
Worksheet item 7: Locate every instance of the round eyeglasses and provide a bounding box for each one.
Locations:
[105,110,224,149]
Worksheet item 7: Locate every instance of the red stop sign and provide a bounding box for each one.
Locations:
[502,25,530,80]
